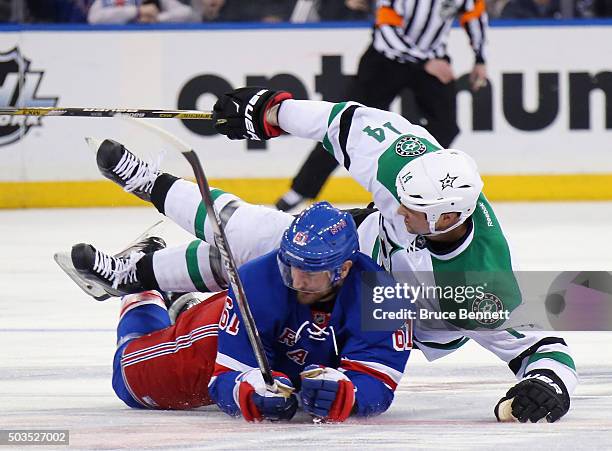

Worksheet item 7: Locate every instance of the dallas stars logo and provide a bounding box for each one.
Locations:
[395,136,426,157]
[472,293,504,326]
[439,173,458,190]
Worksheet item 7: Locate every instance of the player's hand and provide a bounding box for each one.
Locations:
[300,365,355,422]
[213,87,293,141]
[236,369,298,422]
[495,370,570,423]
[424,59,454,84]
[138,3,159,23]
[345,0,370,12]
[470,63,487,91]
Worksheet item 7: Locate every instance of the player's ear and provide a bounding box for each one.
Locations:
[439,212,461,229]
[340,260,353,278]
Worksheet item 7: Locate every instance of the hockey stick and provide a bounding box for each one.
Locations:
[0,107,214,120]
[124,118,278,391]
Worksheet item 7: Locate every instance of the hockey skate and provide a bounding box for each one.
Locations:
[274,189,306,212]
[55,234,166,300]
[86,137,161,201]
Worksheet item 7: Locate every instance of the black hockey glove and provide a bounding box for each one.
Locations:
[495,369,570,423]
[213,87,293,140]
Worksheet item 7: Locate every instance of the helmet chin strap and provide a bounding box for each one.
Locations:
[423,214,467,236]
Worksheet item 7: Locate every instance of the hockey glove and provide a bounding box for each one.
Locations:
[300,365,356,422]
[495,369,570,423]
[236,369,298,422]
[213,87,293,140]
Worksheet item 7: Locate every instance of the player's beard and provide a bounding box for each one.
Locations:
[296,287,338,305]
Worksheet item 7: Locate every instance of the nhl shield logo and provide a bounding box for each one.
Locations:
[0,47,58,147]
[395,136,427,157]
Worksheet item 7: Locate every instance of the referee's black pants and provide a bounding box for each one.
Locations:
[291,45,460,199]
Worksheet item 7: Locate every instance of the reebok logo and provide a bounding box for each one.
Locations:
[478,201,494,227]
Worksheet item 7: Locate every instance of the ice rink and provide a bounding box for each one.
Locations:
[1,202,611,450]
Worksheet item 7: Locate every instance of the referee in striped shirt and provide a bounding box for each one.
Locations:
[276,0,489,211]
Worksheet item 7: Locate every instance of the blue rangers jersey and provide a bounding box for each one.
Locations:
[208,250,411,418]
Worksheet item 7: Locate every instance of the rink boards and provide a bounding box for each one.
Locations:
[0,22,610,206]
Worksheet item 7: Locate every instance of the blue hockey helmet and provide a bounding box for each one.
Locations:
[278,201,359,292]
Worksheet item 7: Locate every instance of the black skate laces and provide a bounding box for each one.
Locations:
[93,249,145,289]
[113,150,163,195]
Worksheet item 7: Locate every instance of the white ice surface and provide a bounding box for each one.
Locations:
[1,203,611,450]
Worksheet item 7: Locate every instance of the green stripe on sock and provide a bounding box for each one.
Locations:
[194,188,226,241]
[186,240,209,292]
[527,351,576,371]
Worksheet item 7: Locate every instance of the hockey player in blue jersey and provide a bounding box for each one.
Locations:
[70,199,410,422]
[207,201,410,422]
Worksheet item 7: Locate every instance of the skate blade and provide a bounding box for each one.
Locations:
[84,136,104,154]
[53,251,111,301]
[53,219,167,301]
[116,219,166,257]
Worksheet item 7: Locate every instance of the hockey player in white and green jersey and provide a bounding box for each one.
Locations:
[212,87,578,423]
[69,87,577,424]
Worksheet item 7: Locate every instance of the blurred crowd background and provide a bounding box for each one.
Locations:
[0,0,610,24]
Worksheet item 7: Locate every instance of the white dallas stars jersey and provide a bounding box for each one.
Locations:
[278,100,520,310]
[277,100,577,393]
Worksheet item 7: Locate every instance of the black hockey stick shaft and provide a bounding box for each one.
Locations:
[0,107,214,120]
[182,150,275,388]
